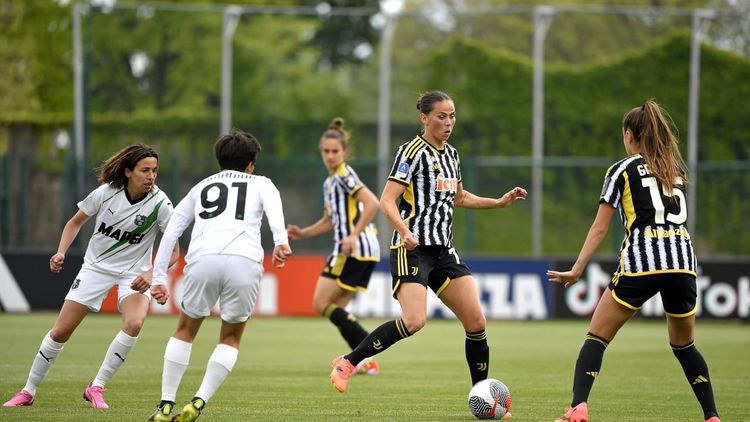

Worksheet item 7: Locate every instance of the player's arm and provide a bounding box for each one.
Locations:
[287,213,333,240]
[263,179,292,268]
[131,242,180,294]
[149,196,194,303]
[339,186,379,255]
[167,242,180,269]
[455,183,528,209]
[50,210,91,273]
[547,202,616,287]
[380,180,418,250]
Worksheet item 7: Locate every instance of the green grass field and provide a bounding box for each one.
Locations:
[0,314,747,421]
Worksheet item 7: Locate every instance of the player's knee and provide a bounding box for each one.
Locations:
[122,317,145,336]
[49,328,72,343]
[402,316,426,334]
[462,314,486,333]
[312,298,328,315]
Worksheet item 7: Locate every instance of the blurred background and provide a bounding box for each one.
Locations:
[1,0,748,260]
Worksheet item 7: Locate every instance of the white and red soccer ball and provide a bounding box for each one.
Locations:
[468,378,512,420]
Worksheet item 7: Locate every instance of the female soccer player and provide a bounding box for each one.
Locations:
[148,130,292,422]
[329,91,527,407]
[3,144,179,410]
[287,117,381,375]
[548,100,720,422]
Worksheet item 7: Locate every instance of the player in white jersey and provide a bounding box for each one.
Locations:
[287,118,381,375]
[3,144,179,410]
[548,100,720,422]
[148,130,292,422]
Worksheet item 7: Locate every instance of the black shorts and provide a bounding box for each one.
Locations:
[609,272,697,317]
[389,245,472,298]
[321,254,377,292]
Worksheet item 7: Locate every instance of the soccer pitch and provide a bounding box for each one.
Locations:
[0,314,747,421]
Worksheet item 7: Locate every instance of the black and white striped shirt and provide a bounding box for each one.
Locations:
[387,135,462,248]
[600,154,696,276]
[323,163,379,261]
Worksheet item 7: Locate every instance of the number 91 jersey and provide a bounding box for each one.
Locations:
[177,170,288,265]
[600,154,696,276]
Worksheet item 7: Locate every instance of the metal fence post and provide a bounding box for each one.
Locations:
[72,2,86,204]
[376,2,402,253]
[687,8,716,236]
[531,6,556,257]
[220,6,242,136]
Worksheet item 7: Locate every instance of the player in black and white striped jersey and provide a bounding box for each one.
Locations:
[601,154,696,275]
[287,117,381,375]
[548,100,720,422]
[330,91,527,403]
[387,132,462,246]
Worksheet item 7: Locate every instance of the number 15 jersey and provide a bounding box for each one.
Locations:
[600,154,696,277]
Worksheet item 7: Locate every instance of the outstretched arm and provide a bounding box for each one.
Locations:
[455,184,528,209]
[547,203,616,287]
[287,213,333,240]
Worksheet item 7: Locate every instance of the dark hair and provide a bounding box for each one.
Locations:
[622,99,688,195]
[416,91,452,115]
[214,130,262,171]
[319,117,350,150]
[97,144,159,188]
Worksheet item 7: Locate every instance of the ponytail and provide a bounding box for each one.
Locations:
[622,100,687,196]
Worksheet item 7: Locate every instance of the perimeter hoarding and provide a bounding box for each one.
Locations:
[552,259,750,319]
[1,252,747,319]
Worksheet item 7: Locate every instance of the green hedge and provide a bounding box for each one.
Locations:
[423,34,750,255]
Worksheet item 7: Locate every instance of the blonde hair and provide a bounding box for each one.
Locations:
[622,99,688,195]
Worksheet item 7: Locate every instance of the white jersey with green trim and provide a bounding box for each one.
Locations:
[78,183,173,277]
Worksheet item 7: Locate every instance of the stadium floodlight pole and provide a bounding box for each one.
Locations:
[376,0,403,253]
[220,5,242,136]
[531,6,556,257]
[72,2,85,202]
[687,8,716,237]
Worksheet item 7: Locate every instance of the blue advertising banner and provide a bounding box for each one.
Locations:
[347,259,553,320]
[2,251,746,320]
[550,259,750,319]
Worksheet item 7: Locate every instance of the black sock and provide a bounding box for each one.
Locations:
[672,341,719,420]
[191,396,205,410]
[465,330,489,385]
[571,333,609,407]
[324,304,369,350]
[158,400,175,409]
[345,319,411,366]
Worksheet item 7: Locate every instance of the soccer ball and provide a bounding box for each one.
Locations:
[467,378,511,420]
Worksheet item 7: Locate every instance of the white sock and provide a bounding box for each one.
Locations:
[194,344,238,403]
[161,337,192,402]
[23,332,65,396]
[92,330,138,388]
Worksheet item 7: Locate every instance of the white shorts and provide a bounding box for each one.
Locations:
[180,254,263,324]
[65,267,150,312]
